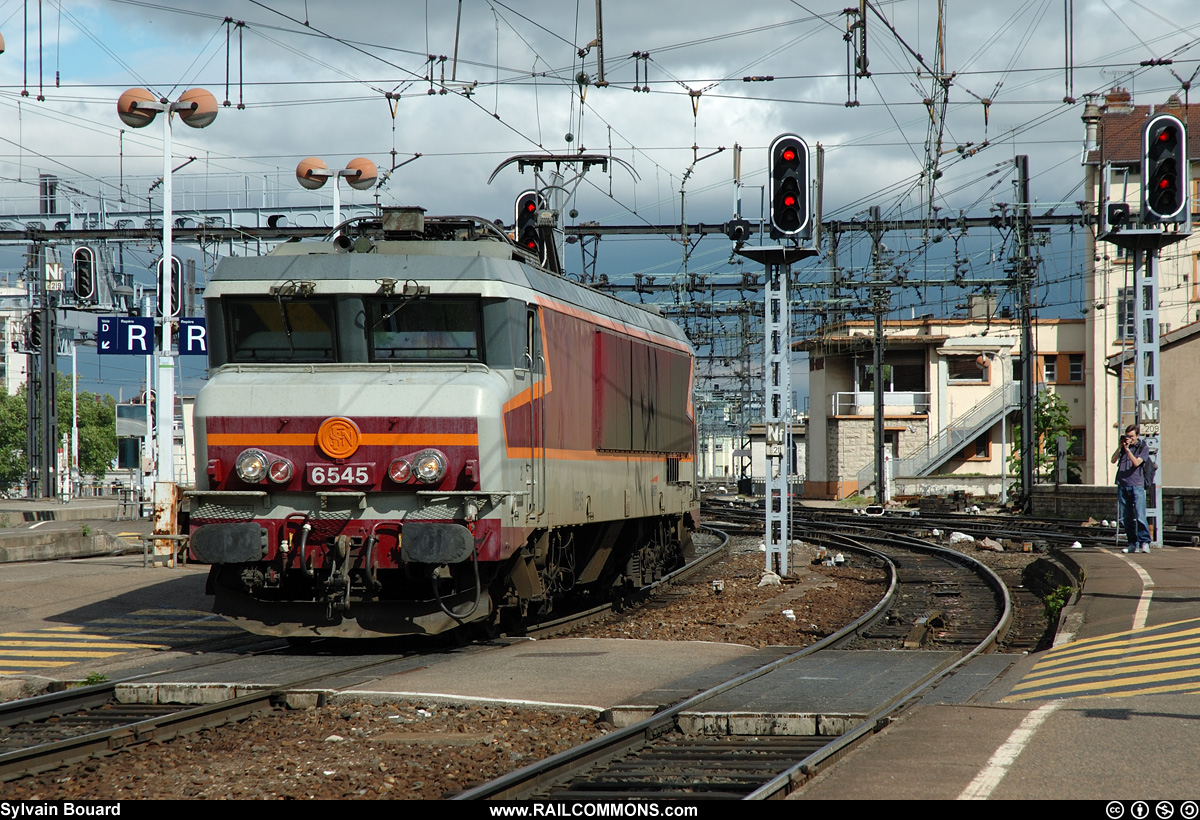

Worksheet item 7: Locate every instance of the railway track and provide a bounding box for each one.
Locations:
[0,530,731,785]
[708,501,1080,653]
[523,528,730,639]
[452,526,1020,801]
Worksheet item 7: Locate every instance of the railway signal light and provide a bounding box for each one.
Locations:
[724,218,753,243]
[515,190,548,264]
[27,317,41,351]
[157,255,183,318]
[768,134,809,238]
[1142,113,1187,223]
[73,246,96,302]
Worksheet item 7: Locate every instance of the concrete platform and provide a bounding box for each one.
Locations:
[323,637,760,715]
[678,650,959,736]
[0,497,150,563]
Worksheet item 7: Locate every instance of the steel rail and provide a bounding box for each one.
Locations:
[453,521,1016,801]
[450,535,900,801]
[525,526,731,639]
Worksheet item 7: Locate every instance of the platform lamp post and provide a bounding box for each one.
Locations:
[117,87,217,561]
[295,157,379,228]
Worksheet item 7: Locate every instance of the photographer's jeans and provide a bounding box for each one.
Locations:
[1118,484,1151,548]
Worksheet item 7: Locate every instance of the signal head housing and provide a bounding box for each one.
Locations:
[768,134,810,239]
[1142,113,1188,223]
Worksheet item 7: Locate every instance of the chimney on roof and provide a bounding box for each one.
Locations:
[1082,96,1102,153]
[1104,87,1134,114]
[1166,93,1183,111]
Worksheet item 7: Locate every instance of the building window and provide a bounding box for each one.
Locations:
[947,355,988,383]
[1117,287,1135,340]
[1068,428,1085,459]
[1067,354,1084,383]
[858,362,890,392]
[964,431,991,461]
[1042,356,1057,384]
[857,351,927,392]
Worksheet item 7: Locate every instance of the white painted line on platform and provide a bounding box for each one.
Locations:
[28,521,49,529]
[958,700,1063,800]
[1107,549,1156,630]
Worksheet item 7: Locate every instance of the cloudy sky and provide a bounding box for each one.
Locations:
[2,0,1200,396]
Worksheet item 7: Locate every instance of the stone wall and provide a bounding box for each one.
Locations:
[1030,484,1200,529]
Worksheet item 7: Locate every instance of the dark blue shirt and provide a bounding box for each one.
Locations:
[1116,439,1149,487]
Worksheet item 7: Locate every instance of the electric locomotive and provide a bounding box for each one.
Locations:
[185,207,699,638]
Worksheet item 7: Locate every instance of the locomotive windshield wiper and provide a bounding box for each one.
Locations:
[275,294,295,355]
[371,279,426,329]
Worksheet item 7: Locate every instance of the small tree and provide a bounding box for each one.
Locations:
[0,387,27,488]
[0,381,117,488]
[1008,391,1076,498]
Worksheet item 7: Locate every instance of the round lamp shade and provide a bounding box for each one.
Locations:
[296,157,330,189]
[178,88,218,129]
[117,88,158,128]
[344,157,379,190]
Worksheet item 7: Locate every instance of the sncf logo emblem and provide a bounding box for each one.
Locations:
[317,417,361,459]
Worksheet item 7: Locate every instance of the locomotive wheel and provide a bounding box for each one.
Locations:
[471,606,504,641]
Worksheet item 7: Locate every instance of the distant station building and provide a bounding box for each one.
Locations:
[0,284,30,396]
[801,303,1086,500]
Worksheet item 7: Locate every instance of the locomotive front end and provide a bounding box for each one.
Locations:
[185,211,699,640]
[186,232,523,637]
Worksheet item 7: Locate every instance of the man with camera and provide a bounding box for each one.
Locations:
[1112,424,1151,554]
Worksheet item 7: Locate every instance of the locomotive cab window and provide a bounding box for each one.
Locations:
[225,297,338,363]
[368,297,482,362]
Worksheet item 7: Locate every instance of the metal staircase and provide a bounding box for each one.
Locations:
[856,381,1021,491]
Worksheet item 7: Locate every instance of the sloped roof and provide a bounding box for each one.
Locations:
[1105,319,1200,371]
[1086,93,1200,165]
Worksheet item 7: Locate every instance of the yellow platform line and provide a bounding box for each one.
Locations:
[1003,618,1200,702]
[1,632,154,642]
[1006,676,1200,702]
[1023,619,1200,665]
[1007,658,1200,700]
[1038,617,1200,658]
[0,650,128,659]
[0,640,157,650]
[0,660,77,669]
[1017,643,1200,684]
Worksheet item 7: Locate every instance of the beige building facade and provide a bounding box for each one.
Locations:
[803,315,1087,500]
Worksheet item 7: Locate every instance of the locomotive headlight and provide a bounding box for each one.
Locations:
[235,450,269,483]
[267,458,294,484]
[388,458,412,483]
[413,450,447,483]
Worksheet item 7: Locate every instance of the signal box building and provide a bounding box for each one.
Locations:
[802,309,1086,500]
